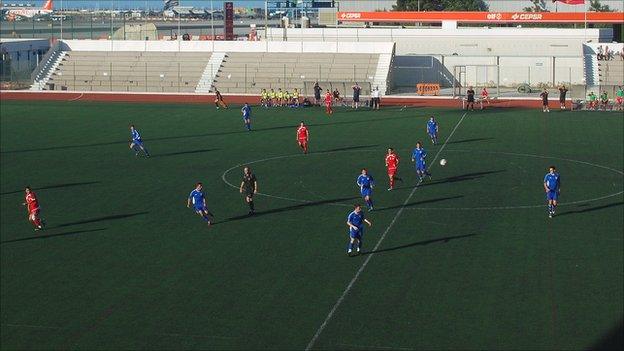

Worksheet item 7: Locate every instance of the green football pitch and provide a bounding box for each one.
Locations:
[1,100,622,350]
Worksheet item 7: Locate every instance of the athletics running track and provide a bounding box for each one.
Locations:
[0,90,567,109]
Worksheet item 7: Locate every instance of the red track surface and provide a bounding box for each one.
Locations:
[0,90,560,109]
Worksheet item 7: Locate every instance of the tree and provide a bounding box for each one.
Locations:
[523,0,549,12]
[589,0,612,12]
[394,0,488,11]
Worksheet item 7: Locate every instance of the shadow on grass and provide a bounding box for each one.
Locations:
[379,195,464,211]
[363,233,478,255]
[590,318,623,351]
[315,144,380,153]
[218,196,359,224]
[151,148,219,158]
[446,137,495,145]
[52,212,149,228]
[419,170,507,188]
[1,115,416,154]
[1,228,108,244]
[558,201,623,217]
[0,181,101,196]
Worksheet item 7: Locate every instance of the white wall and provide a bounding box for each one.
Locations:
[266,27,610,56]
[59,40,395,55]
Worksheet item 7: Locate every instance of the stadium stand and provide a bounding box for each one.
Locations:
[213,52,379,96]
[45,51,211,92]
[30,40,394,96]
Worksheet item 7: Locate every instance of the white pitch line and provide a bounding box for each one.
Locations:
[1,323,63,330]
[221,150,623,211]
[304,112,468,351]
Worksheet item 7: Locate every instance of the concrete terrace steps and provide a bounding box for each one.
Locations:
[214,51,386,95]
[48,50,210,91]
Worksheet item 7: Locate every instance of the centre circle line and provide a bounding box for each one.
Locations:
[221,149,623,211]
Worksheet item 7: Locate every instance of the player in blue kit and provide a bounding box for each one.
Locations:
[346,204,372,256]
[241,103,252,131]
[411,141,431,182]
[427,116,439,145]
[356,168,375,211]
[543,166,561,218]
[129,124,150,157]
[187,182,212,225]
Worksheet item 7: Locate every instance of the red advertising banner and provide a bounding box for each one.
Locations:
[337,11,624,24]
[224,2,234,41]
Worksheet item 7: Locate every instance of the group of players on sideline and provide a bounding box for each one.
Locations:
[216,82,623,114]
[213,82,380,112]
[463,84,624,112]
[21,106,562,256]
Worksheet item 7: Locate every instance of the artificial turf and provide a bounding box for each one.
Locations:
[1,100,622,350]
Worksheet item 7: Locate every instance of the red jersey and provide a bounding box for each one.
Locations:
[385,153,399,169]
[297,126,309,140]
[25,192,39,212]
[481,88,489,98]
[324,93,332,104]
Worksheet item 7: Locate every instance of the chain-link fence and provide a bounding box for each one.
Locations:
[390,54,602,100]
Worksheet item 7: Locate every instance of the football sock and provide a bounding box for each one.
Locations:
[357,239,362,250]
[366,199,373,209]
[249,201,254,211]
[142,147,150,156]
[348,242,353,252]
[389,178,394,188]
[202,214,210,222]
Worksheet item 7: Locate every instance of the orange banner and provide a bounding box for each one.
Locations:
[337,11,624,24]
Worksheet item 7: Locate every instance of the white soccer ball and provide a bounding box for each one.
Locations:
[440,159,447,166]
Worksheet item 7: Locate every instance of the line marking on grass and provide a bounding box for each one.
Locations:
[1,323,63,330]
[68,93,84,102]
[336,343,414,350]
[158,332,236,340]
[304,112,468,350]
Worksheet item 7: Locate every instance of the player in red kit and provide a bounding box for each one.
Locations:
[296,121,309,154]
[384,148,402,191]
[324,90,333,116]
[480,87,490,109]
[22,186,44,230]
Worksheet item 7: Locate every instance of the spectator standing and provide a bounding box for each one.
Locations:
[371,86,381,110]
[313,82,322,106]
[352,83,361,109]
[558,85,568,110]
[465,86,475,111]
[540,88,550,113]
[597,45,604,60]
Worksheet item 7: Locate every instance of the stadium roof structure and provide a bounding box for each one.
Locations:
[337,11,624,24]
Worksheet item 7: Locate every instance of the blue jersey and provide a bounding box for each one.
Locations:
[412,147,427,163]
[242,105,251,119]
[356,174,374,189]
[189,189,206,208]
[131,129,142,142]
[544,172,561,191]
[427,120,438,134]
[347,210,365,230]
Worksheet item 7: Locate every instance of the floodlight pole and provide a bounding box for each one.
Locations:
[210,0,214,50]
[60,0,63,40]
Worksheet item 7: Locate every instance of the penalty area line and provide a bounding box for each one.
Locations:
[304,112,468,350]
